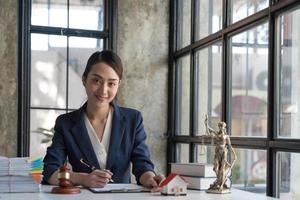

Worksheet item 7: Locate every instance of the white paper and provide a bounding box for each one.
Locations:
[90,184,150,193]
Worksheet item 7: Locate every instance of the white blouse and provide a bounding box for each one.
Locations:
[83,107,113,169]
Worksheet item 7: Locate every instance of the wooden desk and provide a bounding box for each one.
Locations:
[0,185,278,200]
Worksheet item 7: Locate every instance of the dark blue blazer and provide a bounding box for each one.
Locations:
[42,102,154,184]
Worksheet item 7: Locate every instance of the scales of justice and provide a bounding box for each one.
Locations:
[201,115,237,194]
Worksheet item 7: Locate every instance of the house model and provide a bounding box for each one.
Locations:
[159,173,188,195]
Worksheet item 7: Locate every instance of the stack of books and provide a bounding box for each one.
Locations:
[0,156,43,193]
[170,163,216,190]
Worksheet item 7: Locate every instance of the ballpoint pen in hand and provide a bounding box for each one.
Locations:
[79,158,114,183]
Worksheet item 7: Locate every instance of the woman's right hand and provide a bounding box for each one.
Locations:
[79,169,113,188]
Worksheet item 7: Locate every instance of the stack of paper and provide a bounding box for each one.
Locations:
[0,156,42,193]
[0,156,9,176]
[9,157,31,176]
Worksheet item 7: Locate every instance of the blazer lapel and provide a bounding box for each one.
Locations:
[71,104,100,170]
[106,101,126,170]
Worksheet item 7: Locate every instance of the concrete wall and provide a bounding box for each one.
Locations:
[117,0,169,175]
[0,0,18,157]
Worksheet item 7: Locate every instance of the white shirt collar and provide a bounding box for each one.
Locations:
[83,107,113,169]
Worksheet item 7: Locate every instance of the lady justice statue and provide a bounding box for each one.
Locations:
[204,115,237,194]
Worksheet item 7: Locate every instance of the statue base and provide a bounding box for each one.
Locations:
[206,188,230,194]
[51,186,81,194]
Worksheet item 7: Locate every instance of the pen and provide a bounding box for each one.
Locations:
[80,158,96,170]
[103,169,114,183]
[79,158,114,183]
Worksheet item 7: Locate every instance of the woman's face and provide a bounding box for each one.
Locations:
[83,62,120,108]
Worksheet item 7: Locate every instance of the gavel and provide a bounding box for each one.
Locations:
[51,164,81,194]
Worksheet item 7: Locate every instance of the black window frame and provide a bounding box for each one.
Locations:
[18,0,117,156]
[167,0,300,198]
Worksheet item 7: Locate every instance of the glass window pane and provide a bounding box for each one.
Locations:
[30,109,65,157]
[31,0,48,26]
[177,0,191,49]
[176,143,190,163]
[277,152,300,200]
[195,43,222,135]
[176,55,190,135]
[229,23,268,137]
[31,34,67,109]
[195,0,222,41]
[69,0,104,30]
[32,0,67,27]
[277,7,300,139]
[195,144,214,164]
[230,0,268,24]
[232,148,266,194]
[68,37,103,109]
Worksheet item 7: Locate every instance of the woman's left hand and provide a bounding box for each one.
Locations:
[140,171,165,192]
[150,174,165,192]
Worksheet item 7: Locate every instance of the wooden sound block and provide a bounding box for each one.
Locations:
[51,186,81,194]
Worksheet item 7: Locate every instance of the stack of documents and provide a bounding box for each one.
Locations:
[0,156,9,176]
[0,156,42,193]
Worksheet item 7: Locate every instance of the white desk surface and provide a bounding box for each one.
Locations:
[0,185,278,200]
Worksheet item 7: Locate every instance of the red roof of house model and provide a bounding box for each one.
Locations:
[159,173,187,187]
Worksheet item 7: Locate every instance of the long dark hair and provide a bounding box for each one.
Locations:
[82,50,123,81]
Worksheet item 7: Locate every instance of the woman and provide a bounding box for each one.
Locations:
[42,50,165,190]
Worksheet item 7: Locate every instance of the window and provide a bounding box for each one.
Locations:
[195,43,222,135]
[168,0,300,198]
[195,0,222,40]
[18,0,116,157]
[276,7,300,200]
[277,152,300,199]
[229,23,269,137]
[176,55,190,135]
[230,0,268,24]
[277,7,300,139]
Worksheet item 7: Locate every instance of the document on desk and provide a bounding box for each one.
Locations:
[89,183,150,193]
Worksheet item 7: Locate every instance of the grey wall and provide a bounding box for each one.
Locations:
[117,0,169,175]
[0,0,18,157]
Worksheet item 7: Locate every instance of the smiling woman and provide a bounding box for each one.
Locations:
[42,50,165,190]
[82,51,122,111]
